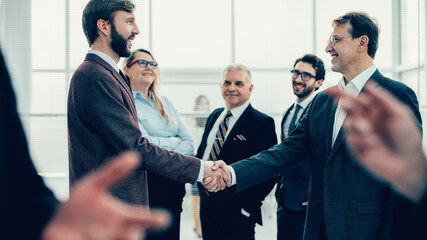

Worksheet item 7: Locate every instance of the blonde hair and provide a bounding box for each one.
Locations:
[124,49,171,123]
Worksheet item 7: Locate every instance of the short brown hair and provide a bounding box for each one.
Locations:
[333,12,380,59]
[82,0,135,46]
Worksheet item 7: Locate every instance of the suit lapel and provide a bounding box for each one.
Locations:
[281,105,293,141]
[324,89,338,158]
[220,105,253,154]
[201,109,223,153]
[86,54,134,101]
[327,70,384,163]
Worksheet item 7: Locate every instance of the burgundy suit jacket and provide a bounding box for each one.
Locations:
[68,53,200,205]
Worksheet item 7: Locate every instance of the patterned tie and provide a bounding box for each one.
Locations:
[288,104,302,136]
[208,111,232,161]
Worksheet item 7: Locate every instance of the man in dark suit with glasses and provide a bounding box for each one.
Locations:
[276,54,324,240]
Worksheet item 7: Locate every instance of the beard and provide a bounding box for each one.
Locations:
[293,82,316,99]
[110,23,132,58]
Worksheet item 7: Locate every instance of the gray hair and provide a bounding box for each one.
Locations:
[222,64,252,85]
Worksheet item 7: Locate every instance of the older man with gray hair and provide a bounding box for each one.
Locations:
[195,64,278,240]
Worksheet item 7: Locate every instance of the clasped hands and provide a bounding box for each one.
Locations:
[202,160,232,192]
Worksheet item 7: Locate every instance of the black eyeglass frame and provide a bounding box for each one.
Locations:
[290,70,316,81]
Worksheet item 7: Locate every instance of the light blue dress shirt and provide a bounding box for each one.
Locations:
[133,92,194,156]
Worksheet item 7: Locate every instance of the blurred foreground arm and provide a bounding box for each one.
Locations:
[42,152,170,240]
[328,83,427,203]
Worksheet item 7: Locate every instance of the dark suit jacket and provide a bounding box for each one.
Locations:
[232,70,422,240]
[0,49,58,239]
[196,104,277,225]
[276,103,311,211]
[68,53,200,206]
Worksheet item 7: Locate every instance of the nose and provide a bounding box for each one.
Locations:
[294,74,304,82]
[145,64,153,69]
[133,23,140,35]
[325,41,333,53]
[228,84,236,91]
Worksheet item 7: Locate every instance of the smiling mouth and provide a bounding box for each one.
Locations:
[330,53,338,62]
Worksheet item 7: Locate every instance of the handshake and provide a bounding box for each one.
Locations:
[202,160,232,192]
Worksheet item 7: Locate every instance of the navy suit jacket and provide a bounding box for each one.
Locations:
[0,49,58,239]
[196,104,277,225]
[232,70,422,240]
[276,103,311,211]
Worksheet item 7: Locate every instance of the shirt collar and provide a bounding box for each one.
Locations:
[88,50,120,73]
[295,91,318,109]
[337,64,376,96]
[224,100,250,120]
[132,91,152,102]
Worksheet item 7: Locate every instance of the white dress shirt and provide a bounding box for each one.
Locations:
[332,65,376,146]
[197,101,250,182]
[283,93,318,139]
[201,101,250,161]
[88,50,120,73]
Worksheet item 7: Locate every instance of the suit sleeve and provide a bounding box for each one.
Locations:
[231,106,312,192]
[71,70,200,183]
[238,116,278,218]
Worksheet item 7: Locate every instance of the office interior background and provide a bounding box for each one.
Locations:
[0,0,426,238]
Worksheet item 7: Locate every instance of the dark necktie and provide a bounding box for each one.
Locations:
[288,104,302,136]
[119,70,131,89]
[208,111,232,161]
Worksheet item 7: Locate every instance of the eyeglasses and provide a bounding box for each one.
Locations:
[327,35,353,46]
[290,70,315,81]
[127,59,158,68]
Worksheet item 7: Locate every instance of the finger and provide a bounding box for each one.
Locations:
[218,169,229,189]
[225,173,232,187]
[88,152,140,191]
[363,83,406,116]
[215,160,228,171]
[327,88,367,117]
[211,161,219,171]
[119,208,171,231]
[203,177,213,185]
[206,184,217,192]
[215,173,226,190]
[204,178,217,190]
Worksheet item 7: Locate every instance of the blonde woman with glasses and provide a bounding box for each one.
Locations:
[124,49,194,240]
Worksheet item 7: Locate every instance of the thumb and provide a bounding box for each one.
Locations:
[211,161,219,171]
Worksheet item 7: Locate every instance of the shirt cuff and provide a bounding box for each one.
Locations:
[197,159,204,182]
[229,166,237,186]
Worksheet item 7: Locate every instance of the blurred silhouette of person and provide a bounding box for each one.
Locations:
[123,48,193,240]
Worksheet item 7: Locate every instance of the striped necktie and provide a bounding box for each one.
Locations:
[208,111,232,161]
